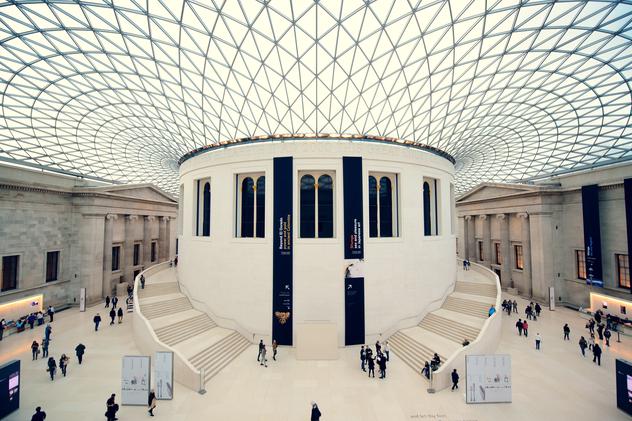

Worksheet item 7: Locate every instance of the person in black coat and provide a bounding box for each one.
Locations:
[579,336,588,357]
[597,323,604,340]
[148,389,156,416]
[563,324,571,340]
[105,296,110,308]
[75,343,86,364]
[360,345,366,371]
[109,308,116,325]
[310,402,321,421]
[451,369,459,390]
[604,328,611,346]
[593,343,602,366]
[117,307,123,324]
[257,339,264,362]
[367,354,375,378]
[31,406,46,421]
[535,302,542,317]
[46,357,56,381]
[378,354,387,379]
[111,296,118,309]
[106,394,118,421]
[93,314,102,331]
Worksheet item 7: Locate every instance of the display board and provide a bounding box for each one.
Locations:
[581,184,604,287]
[465,354,512,404]
[616,359,632,416]
[121,356,151,405]
[0,360,20,418]
[344,277,365,345]
[154,352,173,400]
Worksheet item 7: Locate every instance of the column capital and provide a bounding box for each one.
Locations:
[517,212,529,219]
[144,215,155,222]
[105,213,118,221]
[478,214,488,220]
[464,215,473,221]
[126,214,139,222]
[160,215,170,222]
[495,213,506,220]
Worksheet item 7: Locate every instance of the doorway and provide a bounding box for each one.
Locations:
[494,268,501,284]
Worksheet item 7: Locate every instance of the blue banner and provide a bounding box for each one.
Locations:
[625,178,632,293]
[272,157,293,345]
[345,277,365,345]
[343,157,364,259]
[582,185,603,287]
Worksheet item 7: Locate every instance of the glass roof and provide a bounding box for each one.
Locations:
[0,0,631,194]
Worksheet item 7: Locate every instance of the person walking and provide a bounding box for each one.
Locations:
[260,344,268,367]
[148,389,157,416]
[310,402,322,421]
[105,296,110,308]
[28,313,36,329]
[109,308,116,325]
[523,320,529,338]
[117,307,123,324]
[140,274,146,289]
[106,394,118,421]
[257,339,264,362]
[44,324,52,341]
[31,340,40,360]
[604,328,611,347]
[360,345,366,371]
[31,406,47,421]
[513,299,518,314]
[375,340,382,354]
[75,343,86,364]
[422,361,430,379]
[593,343,602,366]
[111,296,118,309]
[579,336,588,356]
[94,313,102,331]
[367,353,375,378]
[378,354,387,379]
[47,306,55,322]
[46,357,56,381]
[597,323,604,340]
[589,335,595,351]
[272,339,278,361]
[41,337,49,358]
[384,341,390,361]
[563,324,570,340]
[525,305,532,320]
[535,302,542,317]
[451,369,459,390]
[516,319,523,336]
[59,354,69,377]
[535,333,542,350]
[588,319,595,334]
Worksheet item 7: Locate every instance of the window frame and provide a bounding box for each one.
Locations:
[423,177,440,236]
[514,244,524,270]
[617,254,630,289]
[298,170,336,239]
[194,177,211,237]
[494,242,502,265]
[235,172,266,238]
[45,250,60,283]
[151,241,157,262]
[133,243,141,266]
[478,240,484,261]
[368,172,399,238]
[1,254,20,292]
[111,245,121,272]
[575,249,586,280]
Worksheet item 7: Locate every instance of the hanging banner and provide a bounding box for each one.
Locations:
[272,157,293,346]
[343,157,364,259]
[625,178,632,293]
[121,356,151,405]
[466,354,512,404]
[581,185,603,287]
[79,288,86,312]
[344,277,365,346]
[154,352,173,400]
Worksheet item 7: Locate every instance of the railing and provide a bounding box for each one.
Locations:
[427,259,502,392]
[132,261,206,393]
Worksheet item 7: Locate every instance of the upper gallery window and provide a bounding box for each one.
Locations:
[576,250,586,280]
[368,172,399,238]
[617,254,630,289]
[299,171,334,238]
[195,178,211,237]
[236,173,265,238]
[423,177,440,236]
[45,251,60,283]
[2,255,19,291]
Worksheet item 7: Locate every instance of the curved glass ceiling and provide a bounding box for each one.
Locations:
[0,0,631,194]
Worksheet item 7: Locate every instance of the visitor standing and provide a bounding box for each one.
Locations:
[46,357,56,381]
[367,353,375,378]
[109,308,116,325]
[523,320,529,338]
[451,369,459,390]
[272,339,278,361]
[375,340,382,354]
[310,402,321,421]
[106,394,119,421]
[260,344,268,367]
[59,354,69,377]
[535,302,542,317]
[140,274,146,289]
[117,307,123,324]
[360,345,366,371]
[593,343,602,366]
[75,343,86,364]
[378,354,387,379]
[516,319,524,336]
[148,389,157,416]
[488,305,496,317]
[31,407,47,421]
[513,300,518,314]
[579,336,588,356]
[31,340,40,360]
[47,306,55,322]
[589,335,595,351]
[422,361,430,379]
[93,313,102,331]
[525,305,532,320]
[257,339,264,362]
[535,333,542,350]
[384,341,390,361]
[37,312,44,326]
[105,296,110,308]
[563,324,570,340]
[44,324,52,341]
[41,337,49,358]
[604,328,611,347]
[111,296,118,309]
[597,323,604,340]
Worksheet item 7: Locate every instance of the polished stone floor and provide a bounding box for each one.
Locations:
[1,292,630,421]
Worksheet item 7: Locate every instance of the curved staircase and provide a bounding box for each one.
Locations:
[137,267,251,384]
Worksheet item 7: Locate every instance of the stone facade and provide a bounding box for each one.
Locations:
[456,163,631,308]
[0,165,178,308]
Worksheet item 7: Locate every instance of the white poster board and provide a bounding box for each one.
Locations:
[154,352,174,400]
[121,356,150,405]
[465,354,512,404]
[79,288,86,312]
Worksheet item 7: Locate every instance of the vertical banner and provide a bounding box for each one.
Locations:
[465,355,512,404]
[344,277,365,346]
[154,352,173,400]
[625,178,632,293]
[272,157,293,346]
[343,157,364,259]
[582,185,603,287]
[121,356,151,405]
[79,287,86,312]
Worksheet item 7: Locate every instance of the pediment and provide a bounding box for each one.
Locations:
[94,184,176,202]
[458,183,541,202]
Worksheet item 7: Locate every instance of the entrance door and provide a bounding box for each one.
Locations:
[494,268,501,284]
[133,270,141,281]
[345,277,365,345]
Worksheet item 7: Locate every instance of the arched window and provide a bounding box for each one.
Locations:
[379,177,393,237]
[241,177,255,237]
[368,176,378,237]
[423,181,431,236]
[255,176,265,238]
[318,174,334,238]
[202,182,211,236]
[300,175,316,238]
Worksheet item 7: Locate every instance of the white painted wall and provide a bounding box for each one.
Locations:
[178,139,456,345]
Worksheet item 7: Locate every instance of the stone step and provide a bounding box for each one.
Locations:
[155,314,218,346]
[442,296,490,319]
[454,282,497,298]
[138,282,180,298]
[419,313,481,344]
[141,297,193,319]
[388,331,443,373]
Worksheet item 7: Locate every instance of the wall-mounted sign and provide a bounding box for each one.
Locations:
[154,352,173,400]
[466,354,512,404]
[121,356,150,405]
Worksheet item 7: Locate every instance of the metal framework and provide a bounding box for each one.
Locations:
[0,0,631,194]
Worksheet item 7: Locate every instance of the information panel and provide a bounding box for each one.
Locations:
[272,156,293,346]
[0,360,20,418]
[616,359,632,416]
[121,356,150,405]
[154,352,173,400]
[465,354,512,404]
[343,156,364,259]
[344,277,365,345]
[625,178,632,293]
[582,184,603,287]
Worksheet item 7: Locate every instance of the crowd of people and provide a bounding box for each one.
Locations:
[0,305,56,340]
[359,340,391,379]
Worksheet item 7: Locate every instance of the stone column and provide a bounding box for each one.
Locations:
[529,212,554,302]
[164,216,171,261]
[480,214,491,267]
[457,216,466,258]
[143,215,155,268]
[466,215,476,261]
[102,214,118,297]
[124,215,138,284]
[497,213,511,288]
[159,216,168,262]
[517,212,532,297]
[79,214,105,304]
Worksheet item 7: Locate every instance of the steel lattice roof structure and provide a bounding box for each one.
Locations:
[0,0,631,194]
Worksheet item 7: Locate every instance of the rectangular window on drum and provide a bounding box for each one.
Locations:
[515,245,524,270]
[45,251,59,283]
[495,243,502,265]
[576,250,586,280]
[2,255,19,292]
[133,244,140,266]
[112,246,120,271]
[368,172,398,238]
[617,254,630,289]
[236,173,265,238]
